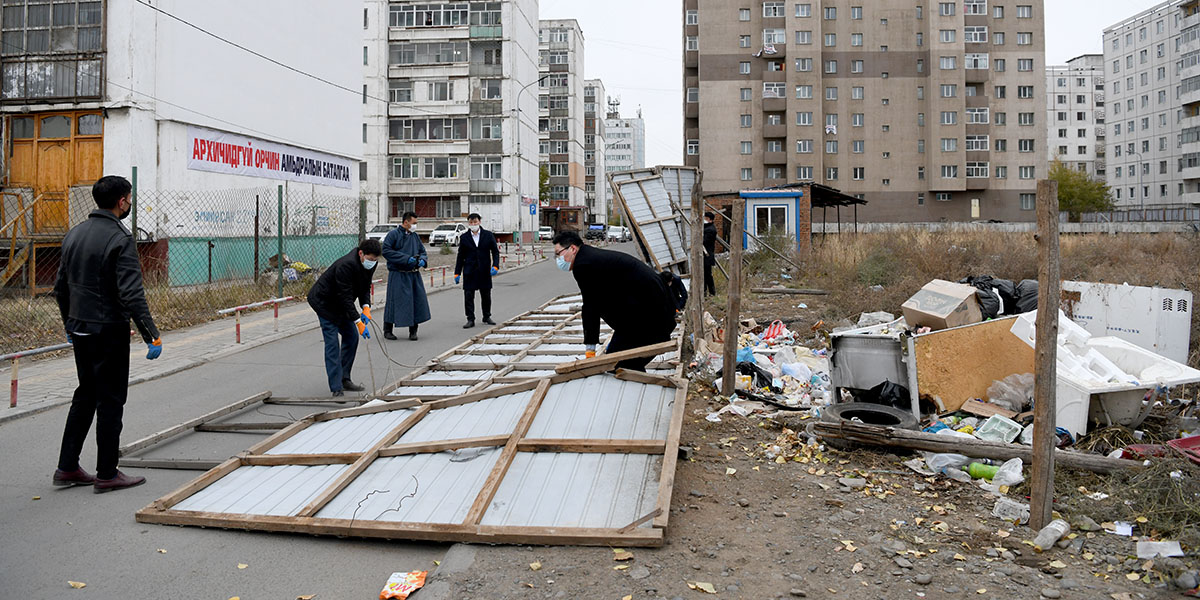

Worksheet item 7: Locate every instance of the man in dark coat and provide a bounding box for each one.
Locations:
[381,211,430,340]
[660,270,688,312]
[454,213,501,328]
[53,175,161,493]
[308,239,380,397]
[552,231,676,372]
[702,212,718,296]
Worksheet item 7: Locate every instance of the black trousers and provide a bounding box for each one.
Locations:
[464,288,492,321]
[606,320,675,372]
[58,327,130,479]
[703,260,716,296]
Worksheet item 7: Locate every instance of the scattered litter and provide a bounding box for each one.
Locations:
[1105,521,1134,536]
[1135,540,1184,559]
[380,571,427,599]
[67,581,86,589]
[1032,519,1070,552]
[529,562,542,571]
[687,581,717,594]
[992,497,1030,525]
[612,549,633,561]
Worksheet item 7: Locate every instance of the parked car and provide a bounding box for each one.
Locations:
[538,226,554,241]
[584,225,606,241]
[606,226,632,242]
[365,223,397,242]
[430,223,469,246]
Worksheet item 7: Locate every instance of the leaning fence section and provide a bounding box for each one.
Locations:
[0,185,365,355]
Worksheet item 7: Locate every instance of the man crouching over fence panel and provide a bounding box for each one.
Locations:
[52,175,162,494]
[308,239,380,397]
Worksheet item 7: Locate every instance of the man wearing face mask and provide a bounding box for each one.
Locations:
[52,175,161,493]
[307,239,381,397]
[551,231,676,372]
[453,213,500,328]
[702,212,718,296]
[380,211,430,340]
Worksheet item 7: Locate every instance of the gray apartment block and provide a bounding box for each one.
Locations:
[584,78,609,224]
[538,20,588,216]
[684,0,1048,222]
[1045,55,1106,179]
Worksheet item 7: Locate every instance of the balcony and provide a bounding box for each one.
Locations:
[763,123,787,138]
[685,103,699,119]
[763,69,787,82]
[470,25,502,38]
[763,150,787,164]
[762,97,786,112]
[469,179,504,194]
[1181,164,1200,181]
[685,52,698,69]
[966,176,990,191]
[468,63,502,77]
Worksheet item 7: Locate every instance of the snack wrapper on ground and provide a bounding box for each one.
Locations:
[380,571,427,599]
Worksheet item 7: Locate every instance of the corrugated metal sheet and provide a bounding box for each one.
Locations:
[441,353,513,365]
[515,354,578,365]
[267,409,416,455]
[480,453,661,529]
[395,390,533,443]
[174,464,349,516]
[527,376,675,440]
[615,176,687,270]
[387,385,474,397]
[317,449,501,523]
[414,370,494,382]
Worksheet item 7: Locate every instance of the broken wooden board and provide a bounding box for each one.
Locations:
[911,317,1034,413]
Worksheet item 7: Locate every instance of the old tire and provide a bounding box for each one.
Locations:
[819,402,919,450]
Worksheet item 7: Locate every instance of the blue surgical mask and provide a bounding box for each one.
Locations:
[556,256,571,272]
[362,259,377,270]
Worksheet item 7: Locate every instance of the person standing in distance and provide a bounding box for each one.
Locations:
[52,175,161,493]
[702,212,718,296]
[551,231,676,372]
[453,213,500,328]
[307,239,380,397]
[381,211,430,340]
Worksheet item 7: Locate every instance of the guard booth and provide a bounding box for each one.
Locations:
[706,183,865,251]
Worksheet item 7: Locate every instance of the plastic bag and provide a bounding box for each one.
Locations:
[857,311,896,328]
[781,361,812,381]
[926,453,970,473]
[991,457,1025,487]
[1014,279,1039,313]
[863,380,910,411]
[986,373,1034,412]
[380,571,427,599]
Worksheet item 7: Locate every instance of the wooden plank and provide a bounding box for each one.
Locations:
[152,456,243,510]
[117,457,221,471]
[553,340,677,374]
[688,171,705,347]
[614,368,680,388]
[314,397,425,421]
[195,422,291,432]
[263,398,364,406]
[618,508,663,534]
[119,391,273,457]
[653,382,688,528]
[380,435,510,456]
[297,405,432,518]
[423,379,542,410]
[241,453,361,466]
[1031,178,1061,530]
[134,509,664,547]
[463,378,553,525]
[959,399,1018,420]
[722,198,744,396]
[516,439,666,454]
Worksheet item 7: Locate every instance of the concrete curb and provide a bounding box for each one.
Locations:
[414,543,477,600]
[0,257,549,426]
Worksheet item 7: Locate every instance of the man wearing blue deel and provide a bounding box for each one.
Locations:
[381,211,430,341]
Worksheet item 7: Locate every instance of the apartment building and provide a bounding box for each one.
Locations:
[538,19,588,226]
[1177,0,1200,204]
[604,99,648,175]
[683,0,1048,222]
[363,1,540,240]
[584,79,609,224]
[1045,54,1106,178]
[1103,0,1188,209]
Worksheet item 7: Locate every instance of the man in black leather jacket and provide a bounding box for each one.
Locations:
[52,175,161,494]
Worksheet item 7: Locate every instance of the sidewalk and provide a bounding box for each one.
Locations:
[0,251,549,424]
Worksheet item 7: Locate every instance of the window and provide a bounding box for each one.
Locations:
[993,32,1006,45]
[471,117,503,139]
[825,87,838,100]
[687,87,699,102]
[965,26,987,43]
[740,141,753,154]
[852,86,864,99]
[965,135,989,151]
[796,30,812,44]
[797,139,813,153]
[739,8,751,21]
[940,56,956,70]
[1018,112,1035,126]
[994,58,1006,72]
[939,2,955,16]
[995,85,1007,99]
[686,9,698,24]
[995,112,1007,125]
[1018,138,1035,152]
[390,80,413,102]
[1020,193,1035,210]
[796,111,812,125]
[918,140,926,153]
[764,2,785,17]
[796,57,812,71]
[852,113,864,127]
[741,168,753,181]
[1017,32,1032,45]
[965,53,988,69]
[686,139,699,155]
[764,82,786,98]
[1019,166,1035,179]
[851,6,862,19]
[851,33,863,46]
[940,29,956,43]
[796,3,811,17]
[741,114,753,127]
[686,36,698,51]
[427,81,453,101]
[740,35,752,48]
[389,41,470,65]
[764,28,786,44]
[480,79,502,100]
[796,85,812,98]
[388,117,469,141]
[965,0,987,14]
[741,88,752,101]
[825,33,837,46]
[825,59,837,73]
[470,156,502,180]
[766,167,784,180]
[994,5,1004,17]
[549,163,569,177]
[740,61,751,75]
[852,140,864,153]
[940,84,957,98]
[824,6,836,19]
[1017,59,1033,72]
[852,167,865,180]
[941,138,958,152]
[966,162,989,178]
[1016,5,1032,18]
[826,167,838,180]
[918,112,925,126]
[1018,86,1033,99]
[797,166,813,179]
[941,165,959,178]
[995,165,1007,178]
[826,140,838,154]
[994,139,1008,152]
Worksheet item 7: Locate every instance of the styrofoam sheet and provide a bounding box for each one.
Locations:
[267,409,416,455]
[480,453,661,529]
[174,464,350,516]
[527,376,675,440]
[395,390,534,444]
[317,449,502,523]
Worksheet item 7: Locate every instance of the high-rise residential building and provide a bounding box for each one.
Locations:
[1103,0,1187,208]
[363,1,540,240]
[683,0,1048,222]
[1045,54,1107,178]
[584,79,608,224]
[1177,1,1200,204]
[604,98,647,174]
[538,19,588,225]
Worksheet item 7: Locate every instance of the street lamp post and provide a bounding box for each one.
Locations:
[514,74,549,244]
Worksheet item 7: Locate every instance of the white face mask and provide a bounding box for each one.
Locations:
[362,258,377,270]
[469,224,480,233]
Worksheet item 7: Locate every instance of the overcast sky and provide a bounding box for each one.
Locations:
[538,0,1165,166]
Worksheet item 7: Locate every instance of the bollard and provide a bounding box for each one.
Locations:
[235,309,242,344]
[442,266,447,285]
[9,356,18,408]
[429,269,434,287]
[273,301,280,332]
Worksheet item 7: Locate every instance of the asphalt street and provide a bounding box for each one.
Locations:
[0,250,596,599]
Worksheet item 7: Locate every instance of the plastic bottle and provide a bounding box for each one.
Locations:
[1032,519,1071,552]
[966,462,1000,480]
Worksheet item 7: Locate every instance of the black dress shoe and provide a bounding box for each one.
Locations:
[332,390,345,397]
[342,379,365,392]
[463,320,475,329]
[482,317,496,325]
[409,326,418,341]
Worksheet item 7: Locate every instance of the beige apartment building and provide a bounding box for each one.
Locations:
[683,0,1047,222]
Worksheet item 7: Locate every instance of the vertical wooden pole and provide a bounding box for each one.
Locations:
[235,310,242,344]
[721,198,744,397]
[1030,179,1060,530]
[688,174,705,351]
[276,185,284,300]
[9,356,18,408]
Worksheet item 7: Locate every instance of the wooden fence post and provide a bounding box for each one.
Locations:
[689,174,705,349]
[1030,179,1060,530]
[721,198,744,397]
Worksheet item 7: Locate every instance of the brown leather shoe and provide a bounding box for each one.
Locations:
[53,468,97,488]
[93,471,146,494]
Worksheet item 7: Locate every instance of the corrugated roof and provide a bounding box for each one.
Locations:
[267,410,416,455]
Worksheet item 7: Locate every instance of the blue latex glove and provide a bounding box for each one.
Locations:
[418,258,427,268]
[454,274,461,284]
[66,332,73,344]
[407,256,417,267]
[357,318,371,339]
[360,312,371,324]
[490,267,498,276]
[146,338,162,360]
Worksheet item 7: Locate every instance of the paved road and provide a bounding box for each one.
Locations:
[0,252,591,599]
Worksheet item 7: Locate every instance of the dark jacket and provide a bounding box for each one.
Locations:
[454,228,500,291]
[308,249,377,323]
[54,210,159,342]
[663,272,689,311]
[570,245,675,346]
[702,222,717,265]
[381,226,426,272]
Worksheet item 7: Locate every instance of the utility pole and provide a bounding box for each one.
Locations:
[514,75,548,243]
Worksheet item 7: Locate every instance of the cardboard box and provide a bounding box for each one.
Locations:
[901,279,982,331]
